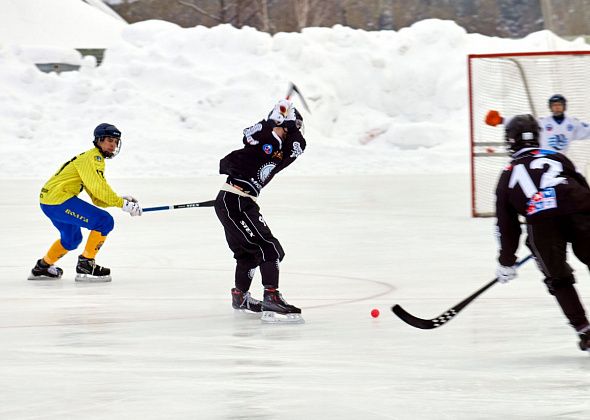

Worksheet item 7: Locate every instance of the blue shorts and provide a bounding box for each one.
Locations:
[41,196,115,250]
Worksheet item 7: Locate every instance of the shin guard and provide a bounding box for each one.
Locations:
[44,240,68,265]
[81,230,107,259]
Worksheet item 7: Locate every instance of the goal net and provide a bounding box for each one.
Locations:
[469,51,590,217]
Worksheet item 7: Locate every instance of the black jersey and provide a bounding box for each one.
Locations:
[495,148,590,265]
[219,119,306,196]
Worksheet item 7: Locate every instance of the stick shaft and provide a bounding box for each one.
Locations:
[143,205,171,212]
[286,82,311,113]
[291,83,311,113]
[143,200,215,213]
[392,254,533,329]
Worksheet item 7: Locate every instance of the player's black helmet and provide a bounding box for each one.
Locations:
[294,108,305,134]
[93,123,122,158]
[505,114,540,152]
[548,94,567,111]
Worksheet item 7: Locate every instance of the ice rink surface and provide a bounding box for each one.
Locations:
[1,175,590,419]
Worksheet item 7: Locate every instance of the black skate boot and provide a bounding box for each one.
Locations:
[578,326,590,352]
[28,258,63,280]
[75,255,111,282]
[231,288,262,312]
[261,288,304,323]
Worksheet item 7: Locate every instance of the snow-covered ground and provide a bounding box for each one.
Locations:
[2,3,590,418]
[0,6,588,179]
[0,0,126,49]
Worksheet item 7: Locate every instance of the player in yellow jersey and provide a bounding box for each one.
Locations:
[28,123,142,282]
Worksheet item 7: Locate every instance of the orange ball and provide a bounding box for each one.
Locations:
[371,309,380,318]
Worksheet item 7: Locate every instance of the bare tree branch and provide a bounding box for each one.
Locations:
[256,0,271,32]
[219,0,239,25]
[292,0,333,30]
[177,0,222,22]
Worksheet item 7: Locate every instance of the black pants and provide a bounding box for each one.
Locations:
[214,191,285,292]
[527,213,590,330]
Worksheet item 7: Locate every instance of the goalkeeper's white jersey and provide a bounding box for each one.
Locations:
[537,115,590,152]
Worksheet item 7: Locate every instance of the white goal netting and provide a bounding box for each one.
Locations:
[469,51,590,217]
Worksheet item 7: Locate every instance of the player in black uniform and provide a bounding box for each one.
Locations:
[495,114,590,352]
[214,99,306,322]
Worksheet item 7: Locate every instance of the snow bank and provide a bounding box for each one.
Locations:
[0,17,587,179]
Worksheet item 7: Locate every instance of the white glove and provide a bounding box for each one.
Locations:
[122,199,142,217]
[496,265,517,283]
[121,195,138,203]
[268,99,293,125]
[284,105,296,122]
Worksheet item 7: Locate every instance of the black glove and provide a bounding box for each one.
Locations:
[282,119,299,132]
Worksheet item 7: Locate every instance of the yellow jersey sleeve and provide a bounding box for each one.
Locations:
[40,147,124,208]
[73,148,124,208]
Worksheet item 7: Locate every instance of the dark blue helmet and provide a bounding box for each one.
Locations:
[93,123,122,158]
[94,123,121,140]
[548,94,566,110]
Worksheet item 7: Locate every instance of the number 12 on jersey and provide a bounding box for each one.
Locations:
[508,158,565,197]
[508,158,565,215]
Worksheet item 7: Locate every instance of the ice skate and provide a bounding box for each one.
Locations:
[578,327,590,352]
[75,255,111,282]
[231,288,262,313]
[261,288,304,324]
[27,259,63,280]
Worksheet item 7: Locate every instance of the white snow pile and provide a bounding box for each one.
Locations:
[0,15,588,179]
[0,0,126,51]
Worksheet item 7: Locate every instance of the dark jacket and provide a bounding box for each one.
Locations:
[220,119,306,196]
[496,148,590,265]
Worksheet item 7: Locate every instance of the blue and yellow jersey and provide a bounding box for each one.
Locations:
[40,147,124,208]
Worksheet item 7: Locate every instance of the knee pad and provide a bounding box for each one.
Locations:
[236,258,259,271]
[62,230,83,250]
[96,212,114,235]
[544,275,576,295]
[261,243,284,262]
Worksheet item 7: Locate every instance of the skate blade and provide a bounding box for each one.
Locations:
[233,307,262,314]
[234,309,262,319]
[27,274,62,281]
[75,273,112,283]
[260,311,305,324]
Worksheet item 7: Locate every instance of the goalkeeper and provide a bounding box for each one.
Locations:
[486,94,590,153]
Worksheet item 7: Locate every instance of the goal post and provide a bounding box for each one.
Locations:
[468,50,590,217]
